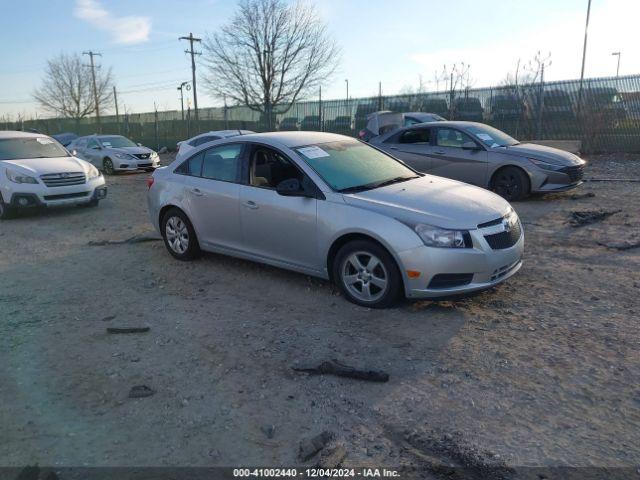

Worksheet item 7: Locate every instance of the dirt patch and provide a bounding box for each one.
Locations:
[0,154,639,474]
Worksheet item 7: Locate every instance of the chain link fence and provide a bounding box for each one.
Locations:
[4,74,640,153]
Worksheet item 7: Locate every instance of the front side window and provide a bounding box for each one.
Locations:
[295,140,418,193]
[0,137,70,160]
[249,147,304,189]
[436,128,475,148]
[399,128,430,144]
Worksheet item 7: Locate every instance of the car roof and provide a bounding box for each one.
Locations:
[0,130,50,139]
[227,131,352,148]
[193,130,254,138]
[404,120,483,129]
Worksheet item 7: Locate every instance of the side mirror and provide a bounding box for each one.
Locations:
[137,143,143,147]
[72,149,77,156]
[462,141,480,150]
[276,178,306,197]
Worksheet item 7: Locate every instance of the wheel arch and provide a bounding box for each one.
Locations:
[489,164,532,195]
[326,231,406,290]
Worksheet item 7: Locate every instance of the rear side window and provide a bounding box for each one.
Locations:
[201,144,242,182]
[175,143,242,181]
[399,128,430,144]
[175,152,204,176]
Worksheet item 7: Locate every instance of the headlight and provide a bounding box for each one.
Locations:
[528,158,565,171]
[87,164,101,179]
[415,224,468,248]
[114,152,132,159]
[151,151,158,158]
[6,168,38,184]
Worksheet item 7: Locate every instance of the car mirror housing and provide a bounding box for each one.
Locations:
[462,141,480,150]
[276,178,309,197]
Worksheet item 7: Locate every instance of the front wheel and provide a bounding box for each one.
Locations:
[491,166,530,201]
[0,195,16,220]
[103,158,115,175]
[333,240,403,308]
[161,208,201,260]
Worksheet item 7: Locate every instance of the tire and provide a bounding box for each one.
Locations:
[103,158,115,175]
[0,194,15,220]
[332,239,403,308]
[161,208,201,261]
[490,166,530,201]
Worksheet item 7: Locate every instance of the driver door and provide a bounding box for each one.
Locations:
[238,145,320,271]
[430,127,488,185]
[84,138,103,167]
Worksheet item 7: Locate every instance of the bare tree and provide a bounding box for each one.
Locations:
[33,53,113,121]
[201,0,340,127]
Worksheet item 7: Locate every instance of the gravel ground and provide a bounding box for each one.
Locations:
[0,154,639,478]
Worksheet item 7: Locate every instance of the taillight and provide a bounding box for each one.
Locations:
[146,176,155,189]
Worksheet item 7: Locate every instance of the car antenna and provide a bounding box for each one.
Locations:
[237,129,242,136]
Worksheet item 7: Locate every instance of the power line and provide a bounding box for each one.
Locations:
[179,32,201,124]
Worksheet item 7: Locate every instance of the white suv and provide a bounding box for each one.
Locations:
[0,131,107,219]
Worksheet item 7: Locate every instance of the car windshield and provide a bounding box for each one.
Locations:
[295,140,419,193]
[463,124,519,147]
[98,136,137,148]
[0,137,70,160]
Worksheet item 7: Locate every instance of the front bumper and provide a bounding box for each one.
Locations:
[114,157,160,171]
[5,176,107,209]
[397,225,524,299]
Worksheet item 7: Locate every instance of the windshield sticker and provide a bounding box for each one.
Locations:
[102,142,112,147]
[36,137,54,145]
[297,146,330,159]
[491,143,501,148]
[476,133,494,142]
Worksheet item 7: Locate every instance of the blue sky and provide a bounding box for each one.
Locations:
[1,0,637,118]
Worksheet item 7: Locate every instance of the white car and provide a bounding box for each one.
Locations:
[176,130,253,162]
[0,131,107,219]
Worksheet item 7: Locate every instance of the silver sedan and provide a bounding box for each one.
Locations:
[147,132,524,308]
[371,121,587,201]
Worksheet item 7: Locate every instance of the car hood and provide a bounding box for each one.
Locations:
[498,143,583,165]
[109,146,154,155]
[342,175,511,230]
[2,156,93,176]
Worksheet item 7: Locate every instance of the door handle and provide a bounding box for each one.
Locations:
[389,146,398,150]
[191,188,205,197]
[243,200,259,210]
[434,150,446,155]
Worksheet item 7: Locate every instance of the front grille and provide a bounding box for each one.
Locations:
[43,192,90,201]
[477,217,503,229]
[134,153,151,159]
[428,273,474,290]
[41,172,86,187]
[484,221,522,249]
[137,163,152,168]
[561,164,585,183]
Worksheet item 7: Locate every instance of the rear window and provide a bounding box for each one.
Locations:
[0,137,70,160]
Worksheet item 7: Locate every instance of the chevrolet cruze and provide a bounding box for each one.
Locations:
[147,132,524,308]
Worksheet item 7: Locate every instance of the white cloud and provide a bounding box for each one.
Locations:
[74,0,151,45]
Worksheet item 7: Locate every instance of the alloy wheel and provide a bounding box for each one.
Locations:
[103,159,114,175]
[341,251,389,303]
[165,216,189,254]
[494,172,521,199]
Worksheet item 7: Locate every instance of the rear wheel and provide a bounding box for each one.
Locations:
[103,158,115,175]
[491,166,530,201]
[161,208,201,260]
[333,240,403,308]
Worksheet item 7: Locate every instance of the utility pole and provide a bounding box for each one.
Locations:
[113,86,120,133]
[577,0,592,114]
[179,33,201,127]
[378,81,382,111]
[83,50,102,132]
[345,79,349,102]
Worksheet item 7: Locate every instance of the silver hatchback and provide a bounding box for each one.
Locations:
[147,132,524,308]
